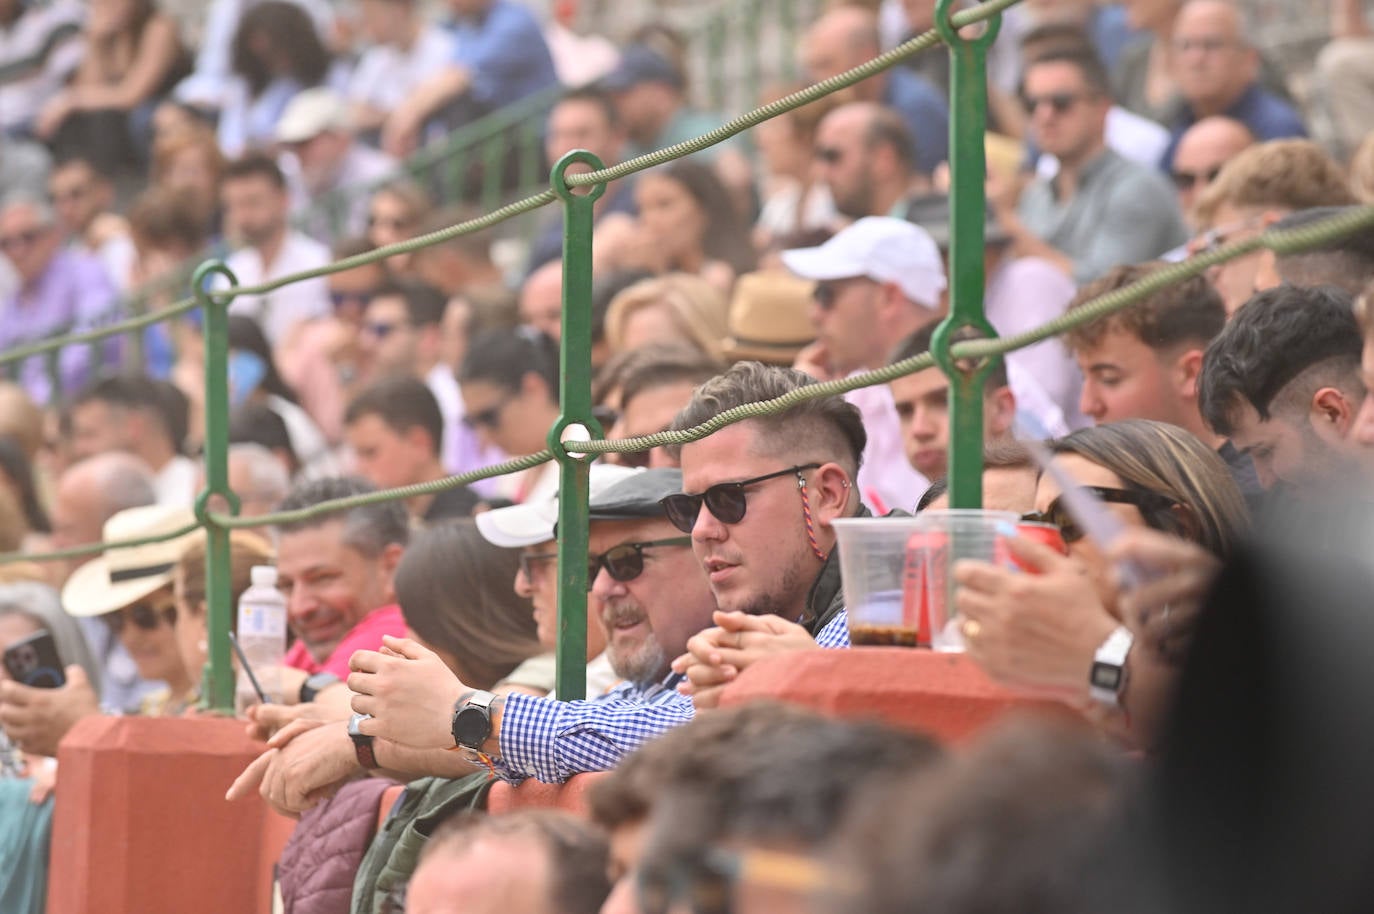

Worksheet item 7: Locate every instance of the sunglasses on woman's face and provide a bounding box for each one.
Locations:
[1021,486,1180,543]
[106,600,177,635]
[586,537,692,590]
[660,465,820,534]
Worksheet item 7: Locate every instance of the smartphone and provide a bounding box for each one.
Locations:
[2,630,66,689]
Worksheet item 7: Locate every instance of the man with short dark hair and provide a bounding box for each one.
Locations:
[274,476,411,677]
[67,375,196,506]
[614,346,722,469]
[1198,285,1367,491]
[1251,206,1374,299]
[812,102,929,221]
[49,156,135,285]
[1003,48,1187,283]
[222,153,332,346]
[344,376,480,522]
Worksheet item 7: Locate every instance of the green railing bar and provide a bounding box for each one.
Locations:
[932,0,1002,510]
[0,296,200,367]
[549,151,606,701]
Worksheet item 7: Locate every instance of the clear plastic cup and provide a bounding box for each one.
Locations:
[831,516,935,648]
[915,510,1019,652]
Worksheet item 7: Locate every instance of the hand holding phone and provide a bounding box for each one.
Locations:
[3,631,66,689]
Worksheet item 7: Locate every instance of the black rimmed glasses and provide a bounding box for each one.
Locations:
[587,537,692,589]
[1020,91,1088,116]
[661,464,821,534]
[1021,486,1180,544]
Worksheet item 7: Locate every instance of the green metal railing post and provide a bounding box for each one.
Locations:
[932,0,1002,510]
[192,261,242,712]
[548,150,606,701]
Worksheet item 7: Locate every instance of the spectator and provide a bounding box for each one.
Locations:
[1199,285,1367,491]
[753,86,841,250]
[1005,47,1187,283]
[812,101,930,222]
[380,0,560,158]
[622,160,756,292]
[1316,0,1374,161]
[1112,0,1187,122]
[35,0,188,178]
[801,5,949,174]
[0,0,82,137]
[1159,0,1306,170]
[1064,263,1261,502]
[458,328,562,503]
[344,377,481,523]
[228,404,300,482]
[603,274,730,364]
[409,207,513,307]
[1251,206,1374,299]
[0,139,51,240]
[608,345,722,469]
[0,438,50,553]
[150,123,225,240]
[782,217,945,513]
[887,321,1017,486]
[517,261,563,342]
[344,0,454,135]
[276,89,395,244]
[217,0,334,157]
[956,420,1247,747]
[221,153,332,347]
[719,271,818,366]
[364,179,432,277]
[66,375,196,506]
[404,811,609,914]
[273,476,410,678]
[221,443,291,518]
[525,86,639,274]
[48,157,135,290]
[127,187,211,390]
[915,440,1041,513]
[1189,139,1356,315]
[0,197,119,406]
[1168,116,1254,229]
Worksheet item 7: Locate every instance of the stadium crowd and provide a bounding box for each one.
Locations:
[2,0,1374,911]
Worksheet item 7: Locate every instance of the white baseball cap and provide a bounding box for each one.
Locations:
[475,464,645,548]
[780,217,947,309]
[275,88,350,144]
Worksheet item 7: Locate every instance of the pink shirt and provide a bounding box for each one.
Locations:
[285,604,408,678]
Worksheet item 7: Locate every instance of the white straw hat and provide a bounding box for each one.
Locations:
[61,505,203,617]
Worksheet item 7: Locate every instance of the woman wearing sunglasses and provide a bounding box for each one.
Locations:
[954,420,1249,748]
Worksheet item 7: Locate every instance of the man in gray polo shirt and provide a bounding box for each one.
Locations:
[996,47,1188,284]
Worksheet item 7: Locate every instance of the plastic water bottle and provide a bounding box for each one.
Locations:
[235,565,287,713]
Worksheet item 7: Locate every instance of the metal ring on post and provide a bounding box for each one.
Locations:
[551,149,608,206]
[933,0,1002,50]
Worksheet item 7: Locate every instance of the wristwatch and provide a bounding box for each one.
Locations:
[348,713,380,769]
[1089,625,1135,707]
[450,690,498,751]
[299,672,341,704]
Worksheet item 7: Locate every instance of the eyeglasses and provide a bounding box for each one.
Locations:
[812,145,843,165]
[812,277,869,311]
[661,464,821,534]
[587,536,692,589]
[1021,91,1089,115]
[1188,215,1263,257]
[519,550,559,584]
[1021,486,1180,544]
[363,321,404,339]
[1170,165,1222,191]
[330,289,375,311]
[1171,35,1237,54]
[462,394,514,430]
[105,600,178,635]
[0,228,45,253]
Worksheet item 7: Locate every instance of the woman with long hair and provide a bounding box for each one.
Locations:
[602,273,731,363]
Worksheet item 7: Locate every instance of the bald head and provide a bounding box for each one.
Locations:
[519,260,563,342]
[803,6,883,97]
[50,452,157,581]
[1171,116,1254,225]
[1172,0,1258,115]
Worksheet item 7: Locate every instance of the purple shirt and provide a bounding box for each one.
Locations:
[0,249,119,405]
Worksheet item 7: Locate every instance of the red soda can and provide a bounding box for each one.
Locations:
[1012,521,1068,571]
[901,529,947,648]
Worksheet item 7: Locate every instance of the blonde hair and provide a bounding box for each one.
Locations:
[604,273,730,362]
[0,384,44,460]
[1194,139,1356,227]
[1351,132,1374,205]
[176,530,275,616]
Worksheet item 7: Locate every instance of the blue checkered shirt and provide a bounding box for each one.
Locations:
[494,676,696,784]
[814,609,851,648]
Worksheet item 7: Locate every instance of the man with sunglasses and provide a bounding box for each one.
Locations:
[1169,117,1254,229]
[1000,47,1187,284]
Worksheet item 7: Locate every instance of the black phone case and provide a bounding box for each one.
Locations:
[2,629,66,689]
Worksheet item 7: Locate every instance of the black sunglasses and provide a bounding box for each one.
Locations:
[106,600,178,635]
[1170,165,1222,191]
[1021,91,1087,115]
[661,465,820,534]
[812,145,843,164]
[587,536,692,590]
[1021,486,1180,544]
[462,394,513,430]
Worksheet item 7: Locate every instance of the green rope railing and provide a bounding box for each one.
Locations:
[5,201,1370,567]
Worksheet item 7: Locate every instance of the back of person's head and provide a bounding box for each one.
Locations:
[1269,207,1374,297]
[381,279,446,329]
[1199,285,1361,436]
[667,361,867,476]
[915,440,1035,512]
[459,326,560,402]
[393,519,541,689]
[226,442,291,510]
[862,103,919,176]
[1022,45,1112,98]
[1052,419,1250,557]
[228,403,299,474]
[826,718,1142,914]
[1193,140,1356,227]
[604,273,731,362]
[418,810,610,914]
[890,319,1010,389]
[68,451,158,522]
[231,0,330,93]
[344,376,445,458]
[273,476,409,553]
[619,345,724,413]
[0,436,49,534]
[1064,262,1226,353]
[71,374,188,455]
[128,186,210,254]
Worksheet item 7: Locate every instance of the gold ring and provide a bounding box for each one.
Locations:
[962,619,982,641]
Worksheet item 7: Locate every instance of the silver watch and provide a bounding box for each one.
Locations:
[1089,625,1134,707]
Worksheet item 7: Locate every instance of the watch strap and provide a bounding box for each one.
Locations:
[348,713,381,769]
[299,672,341,704]
[1089,625,1134,707]
[451,689,497,750]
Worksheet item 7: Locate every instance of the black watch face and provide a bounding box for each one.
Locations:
[1090,661,1123,691]
[453,706,492,748]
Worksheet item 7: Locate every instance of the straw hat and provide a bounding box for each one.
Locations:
[61,505,203,618]
[720,271,817,365]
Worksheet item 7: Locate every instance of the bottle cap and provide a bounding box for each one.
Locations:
[250,565,278,588]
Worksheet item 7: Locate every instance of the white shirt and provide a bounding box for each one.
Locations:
[268,393,341,480]
[154,454,200,507]
[346,25,455,116]
[0,0,83,131]
[226,231,332,347]
[847,380,930,515]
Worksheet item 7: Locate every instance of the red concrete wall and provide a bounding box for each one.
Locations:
[486,772,605,815]
[47,716,294,914]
